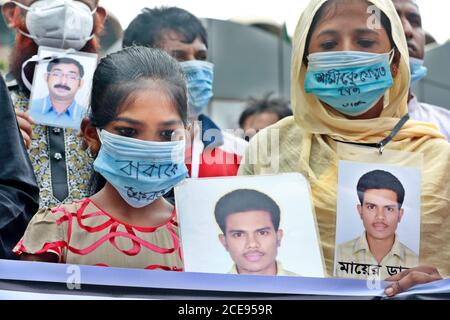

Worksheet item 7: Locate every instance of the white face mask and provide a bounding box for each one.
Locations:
[13,0,96,50]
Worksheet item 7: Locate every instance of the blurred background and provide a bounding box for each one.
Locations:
[99,0,450,43]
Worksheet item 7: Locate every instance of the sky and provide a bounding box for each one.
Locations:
[101,0,450,44]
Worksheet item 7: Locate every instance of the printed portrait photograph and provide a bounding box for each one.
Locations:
[334,161,421,280]
[175,173,325,278]
[28,46,98,130]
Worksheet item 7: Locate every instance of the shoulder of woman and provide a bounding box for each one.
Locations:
[417,137,450,162]
[32,199,90,223]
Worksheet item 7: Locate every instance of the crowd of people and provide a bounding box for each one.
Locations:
[0,0,449,298]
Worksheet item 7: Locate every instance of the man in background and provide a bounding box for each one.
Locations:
[393,0,450,141]
[239,93,292,141]
[123,7,247,179]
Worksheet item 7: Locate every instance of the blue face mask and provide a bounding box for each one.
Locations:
[180,60,214,118]
[409,57,427,87]
[304,50,395,117]
[93,130,188,208]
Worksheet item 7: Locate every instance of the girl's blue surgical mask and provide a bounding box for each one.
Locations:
[93,130,188,208]
[409,57,427,87]
[180,60,214,118]
[305,50,395,117]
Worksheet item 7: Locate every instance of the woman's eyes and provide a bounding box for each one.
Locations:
[358,39,376,48]
[320,41,338,50]
[318,39,376,51]
[116,127,137,138]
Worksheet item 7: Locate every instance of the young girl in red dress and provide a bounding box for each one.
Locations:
[14,46,189,271]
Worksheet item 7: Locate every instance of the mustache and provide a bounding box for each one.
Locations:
[54,84,71,91]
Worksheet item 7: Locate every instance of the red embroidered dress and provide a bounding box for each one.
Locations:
[13,198,183,271]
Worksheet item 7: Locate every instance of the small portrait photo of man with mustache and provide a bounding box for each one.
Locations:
[334,162,421,281]
[29,50,96,130]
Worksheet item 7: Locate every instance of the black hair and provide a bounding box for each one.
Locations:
[47,57,85,78]
[357,170,405,209]
[239,93,293,129]
[214,189,281,234]
[123,7,208,49]
[304,0,395,62]
[89,46,187,128]
[88,46,188,192]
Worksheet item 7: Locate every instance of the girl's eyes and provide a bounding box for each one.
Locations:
[160,130,175,141]
[116,127,137,138]
[113,128,180,141]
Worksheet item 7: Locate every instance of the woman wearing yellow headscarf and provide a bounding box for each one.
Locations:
[239,0,449,296]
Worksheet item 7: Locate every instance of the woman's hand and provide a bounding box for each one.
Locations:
[384,266,443,297]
